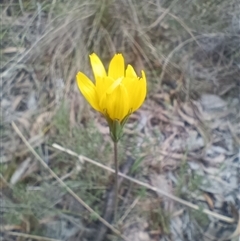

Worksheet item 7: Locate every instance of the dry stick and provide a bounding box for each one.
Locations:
[11,122,129,241]
[118,196,140,225]
[52,143,235,224]
[6,231,61,241]
[113,141,118,222]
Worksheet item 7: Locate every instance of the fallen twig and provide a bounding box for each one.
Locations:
[4,231,62,241]
[11,121,129,241]
[52,143,236,224]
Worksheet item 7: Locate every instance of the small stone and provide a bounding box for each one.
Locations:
[138,231,150,241]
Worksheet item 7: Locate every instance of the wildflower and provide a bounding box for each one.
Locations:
[76,53,146,141]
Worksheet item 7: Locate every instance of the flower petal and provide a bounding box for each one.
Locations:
[89,53,106,80]
[106,78,123,94]
[95,76,115,100]
[126,64,137,78]
[123,70,147,112]
[108,54,125,79]
[76,72,100,111]
[100,83,129,121]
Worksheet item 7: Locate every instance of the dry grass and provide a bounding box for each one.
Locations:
[1,0,240,240]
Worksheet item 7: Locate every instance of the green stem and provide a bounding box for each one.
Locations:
[113,141,118,222]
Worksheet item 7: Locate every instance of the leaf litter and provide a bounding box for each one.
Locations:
[1,0,240,241]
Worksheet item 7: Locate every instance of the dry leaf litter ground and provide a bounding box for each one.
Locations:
[1,1,240,241]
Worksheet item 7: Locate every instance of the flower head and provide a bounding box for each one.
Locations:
[76,53,147,141]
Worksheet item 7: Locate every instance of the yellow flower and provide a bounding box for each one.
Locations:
[76,53,147,122]
[76,53,146,142]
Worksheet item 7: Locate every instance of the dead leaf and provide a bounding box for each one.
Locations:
[203,193,214,209]
[12,95,24,110]
[10,157,31,185]
[21,161,38,180]
[150,174,172,197]
[0,225,22,231]
[27,92,37,110]
[177,107,196,125]
[3,47,25,54]
[172,208,185,217]
[31,111,53,135]
[16,117,31,130]
[204,154,225,165]
[161,132,178,151]
[181,102,195,117]
[200,94,227,111]
[150,174,174,211]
